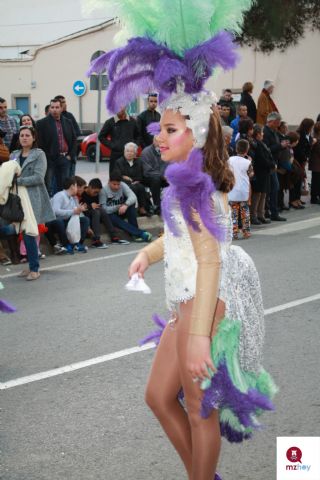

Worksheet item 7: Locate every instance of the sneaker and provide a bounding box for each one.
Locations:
[74,243,87,253]
[66,244,74,255]
[142,231,153,242]
[53,243,62,253]
[91,240,108,249]
[39,253,46,259]
[111,237,130,245]
[132,236,144,242]
[54,245,67,255]
[243,232,251,239]
[26,271,40,281]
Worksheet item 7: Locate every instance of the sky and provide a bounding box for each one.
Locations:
[0,0,113,45]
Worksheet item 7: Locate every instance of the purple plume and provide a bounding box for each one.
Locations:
[140,313,167,346]
[214,474,222,480]
[220,422,252,443]
[147,122,160,136]
[106,72,154,112]
[161,148,226,241]
[201,361,274,426]
[87,33,239,113]
[0,299,16,313]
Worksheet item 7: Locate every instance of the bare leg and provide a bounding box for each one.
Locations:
[177,299,225,480]
[145,322,193,477]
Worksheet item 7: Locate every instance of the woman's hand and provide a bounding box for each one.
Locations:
[187,334,215,381]
[128,251,149,279]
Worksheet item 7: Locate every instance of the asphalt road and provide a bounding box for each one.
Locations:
[1,204,320,480]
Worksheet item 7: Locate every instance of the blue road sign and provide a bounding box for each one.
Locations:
[73,80,86,97]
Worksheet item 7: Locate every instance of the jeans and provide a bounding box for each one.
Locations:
[46,216,90,246]
[55,156,71,192]
[109,205,145,237]
[23,233,39,272]
[69,161,76,177]
[86,208,116,239]
[0,224,16,236]
[269,171,280,217]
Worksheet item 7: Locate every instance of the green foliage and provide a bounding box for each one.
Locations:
[238,0,320,52]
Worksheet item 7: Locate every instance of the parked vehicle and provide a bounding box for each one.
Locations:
[81,133,110,162]
[81,133,142,161]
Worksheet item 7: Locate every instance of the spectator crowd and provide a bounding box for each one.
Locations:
[1,80,320,279]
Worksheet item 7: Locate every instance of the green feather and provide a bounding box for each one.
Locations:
[83,0,253,54]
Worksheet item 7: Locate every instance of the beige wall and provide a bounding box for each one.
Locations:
[1,24,319,128]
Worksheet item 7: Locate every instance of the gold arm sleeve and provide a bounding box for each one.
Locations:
[142,236,164,265]
[187,213,221,337]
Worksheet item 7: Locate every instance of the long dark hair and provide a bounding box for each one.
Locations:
[203,111,234,193]
[297,118,314,135]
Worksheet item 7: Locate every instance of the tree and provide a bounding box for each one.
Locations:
[238,0,320,52]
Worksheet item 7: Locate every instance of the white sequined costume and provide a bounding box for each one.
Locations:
[164,191,265,374]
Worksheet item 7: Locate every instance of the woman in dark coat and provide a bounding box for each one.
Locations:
[250,124,274,224]
[292,118,314,206]
[240,82,257,123]
[309,121,320,204]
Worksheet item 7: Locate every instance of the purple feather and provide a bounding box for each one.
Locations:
[214,474,222,480]
[201,362,274,425]
[185,31,239,83]
[147,122,160,136]
[87,33,239,113]
[0,299,16,313]
[87,50,114,76]
[220,422,252,443]
[140,314,167,346]
[106,72,155,113]
[161,148,226,241]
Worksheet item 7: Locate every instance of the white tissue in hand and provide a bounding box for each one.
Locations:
[125,273,151,294]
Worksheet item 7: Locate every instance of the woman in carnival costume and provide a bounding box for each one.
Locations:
[87,1,277,478]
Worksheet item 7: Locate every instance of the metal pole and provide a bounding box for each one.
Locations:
[95,73,102,174]
[78,96,83,130]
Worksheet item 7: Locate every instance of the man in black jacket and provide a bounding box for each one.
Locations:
[98,107,140,174]
[263,112,289,221]
[137,93,161,148]
[36,99,77,196]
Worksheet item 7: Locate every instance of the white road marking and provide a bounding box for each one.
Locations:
[309,234,320,239]
[0,249,141,279]
[1,292,320,391]
[254,216,320,236]
[0,344,155,390]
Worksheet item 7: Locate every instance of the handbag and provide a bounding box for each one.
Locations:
[0,176,24,223]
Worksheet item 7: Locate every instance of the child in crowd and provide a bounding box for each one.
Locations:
[81,178,129,247]
[228,139,253,240]
[99,172,152,243]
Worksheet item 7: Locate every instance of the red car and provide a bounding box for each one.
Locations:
[80,133,111,162]
[81,133,143,162]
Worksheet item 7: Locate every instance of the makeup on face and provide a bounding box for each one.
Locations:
[158,110,194,162]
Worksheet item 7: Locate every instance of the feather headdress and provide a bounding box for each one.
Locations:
[86,0,253,113]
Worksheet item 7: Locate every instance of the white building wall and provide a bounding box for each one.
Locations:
[0,24,319,128]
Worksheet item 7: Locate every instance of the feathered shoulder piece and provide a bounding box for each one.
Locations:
[86,0,253,113]
[161,148,226,240]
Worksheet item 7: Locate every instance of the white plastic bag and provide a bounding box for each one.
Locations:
[66,215,81,244]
